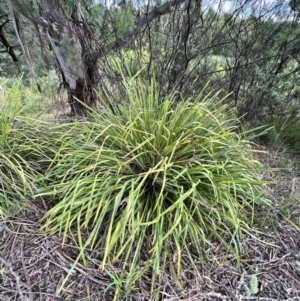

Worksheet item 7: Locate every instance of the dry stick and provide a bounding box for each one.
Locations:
[54,250,107,286]
[0,257,24,300]
[21,238,34,301]
[0,285,57,299]
[29,181,47,209]
[26,244,61,269]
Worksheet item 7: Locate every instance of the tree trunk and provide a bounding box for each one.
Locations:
[37,0,97,115]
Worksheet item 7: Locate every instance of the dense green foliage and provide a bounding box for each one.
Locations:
[0,83,37,214]
[0,78,269,297]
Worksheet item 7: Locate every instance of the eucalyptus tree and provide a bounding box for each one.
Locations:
[6,0,194,115]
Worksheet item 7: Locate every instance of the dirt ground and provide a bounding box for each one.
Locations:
[0,150,299,301]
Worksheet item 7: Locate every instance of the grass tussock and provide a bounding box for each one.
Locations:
[33,78,269,295]
[0,83,38,215]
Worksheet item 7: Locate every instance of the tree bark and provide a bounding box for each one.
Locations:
[10,7,39,87]
[0,18,19,64]
[33,0,97,115]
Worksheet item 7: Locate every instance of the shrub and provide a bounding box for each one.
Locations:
[36,78,269,296]
[0,83,38,215]
[256,115,300,152]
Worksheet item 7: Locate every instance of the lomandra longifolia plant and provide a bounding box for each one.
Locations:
[36,77,269,296]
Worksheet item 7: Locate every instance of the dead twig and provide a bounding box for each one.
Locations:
[0,257,25,300]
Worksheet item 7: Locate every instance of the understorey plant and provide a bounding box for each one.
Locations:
[36,76,269,298]
[0,83,37,216]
